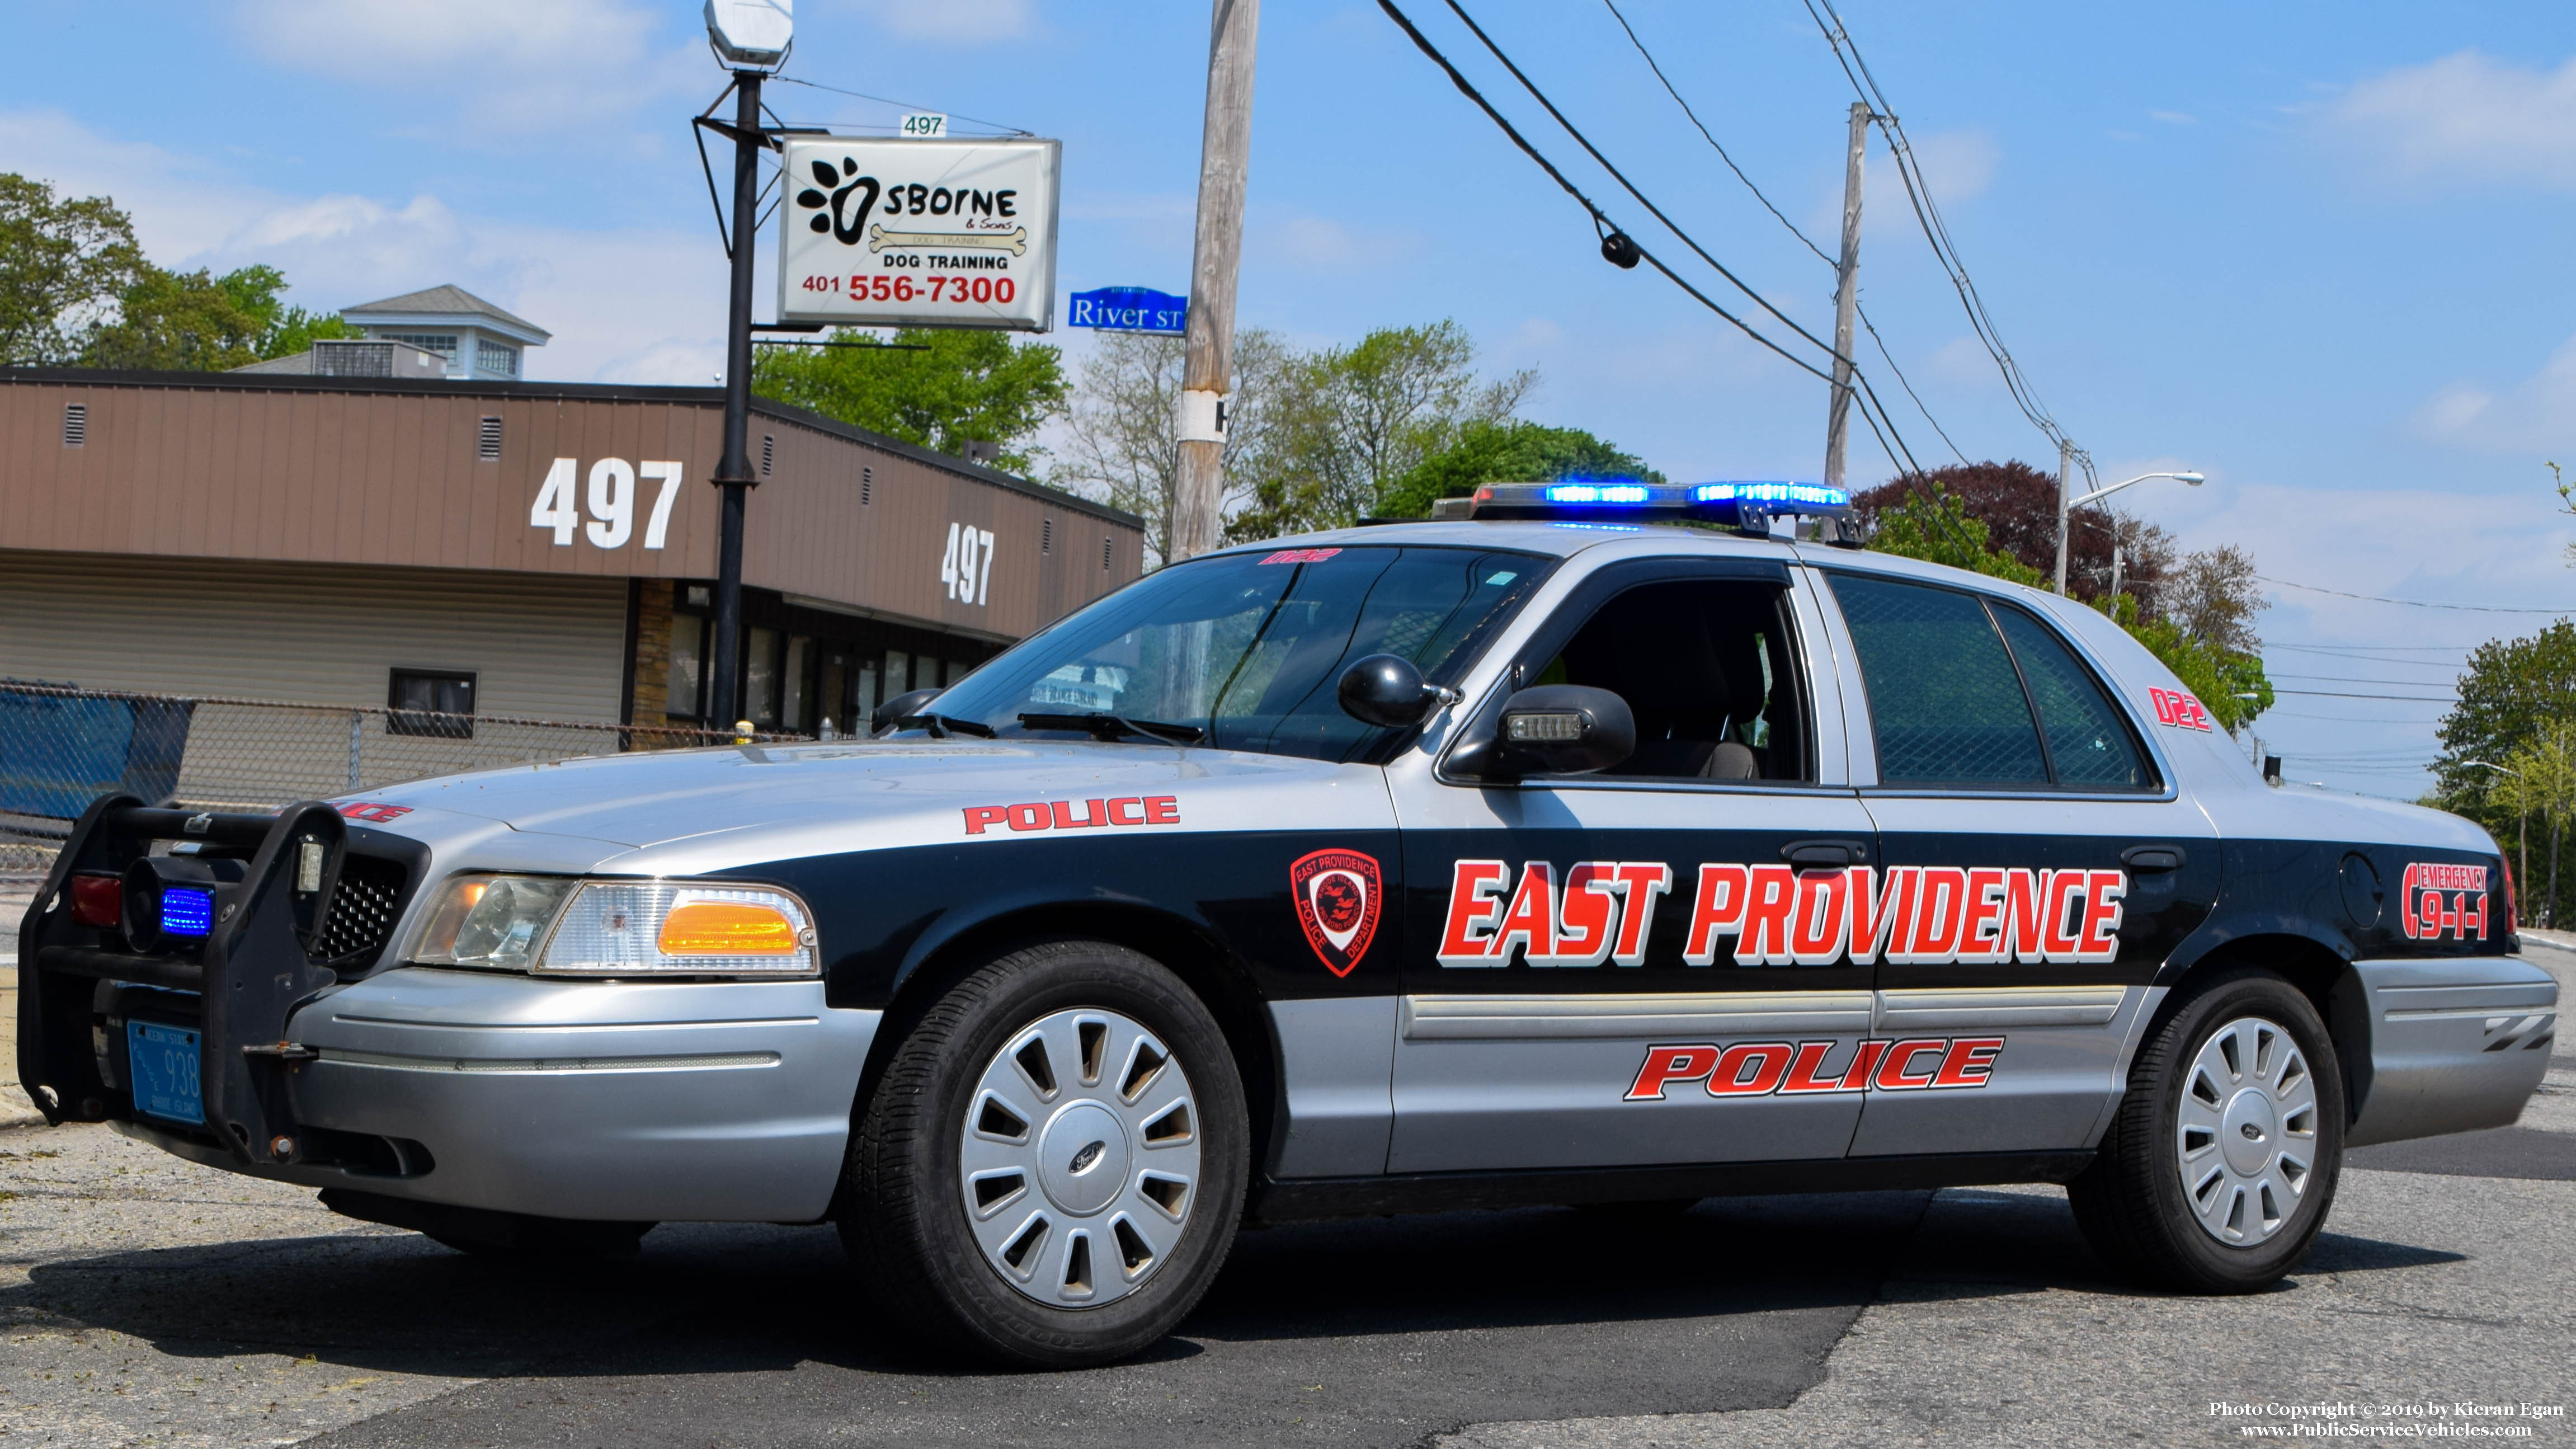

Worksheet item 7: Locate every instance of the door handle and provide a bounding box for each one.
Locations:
[2121,845,2187,873]
[1782,839,1868,869]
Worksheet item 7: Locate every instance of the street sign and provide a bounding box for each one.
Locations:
[1067,286,1188,336]
[778,135,1061,332]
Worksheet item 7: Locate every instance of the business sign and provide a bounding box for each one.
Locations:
[778,136,1061,332]
[1067,286,1187,336]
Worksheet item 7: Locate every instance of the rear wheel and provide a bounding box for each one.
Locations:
[2069,970,2344,1292]
[841,940,1249,1368]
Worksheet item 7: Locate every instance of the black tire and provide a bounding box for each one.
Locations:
[2069,968,2344,1293]
[840,939,1250,1368]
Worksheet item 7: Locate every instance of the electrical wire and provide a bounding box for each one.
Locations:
[1377,0,1984,554]
[767,75,1033,135]
[1598,0,1968,465]
[2258,576,2573,615]
[2271,690,2461,702]
[1801,0,2092,486]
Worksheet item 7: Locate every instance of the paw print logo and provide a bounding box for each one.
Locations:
[796,158,879,247]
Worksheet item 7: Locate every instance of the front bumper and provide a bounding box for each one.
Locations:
[130,968,878,1222]
[2347,954,2557,1148]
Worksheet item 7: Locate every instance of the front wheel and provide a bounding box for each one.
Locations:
[840,940,1250,1368]
[2069,969,2344,1292]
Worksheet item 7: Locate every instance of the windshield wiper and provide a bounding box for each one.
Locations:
[891,712,997,739]
[1016,712,1205,745]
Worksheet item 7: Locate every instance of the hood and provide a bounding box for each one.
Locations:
[343,739,1392,874]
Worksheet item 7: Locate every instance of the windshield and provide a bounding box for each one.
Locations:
[912,544,1554,762]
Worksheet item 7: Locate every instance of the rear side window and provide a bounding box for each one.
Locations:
[1829,573,2153,792]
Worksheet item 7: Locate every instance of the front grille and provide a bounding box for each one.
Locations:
[317,853,412,968]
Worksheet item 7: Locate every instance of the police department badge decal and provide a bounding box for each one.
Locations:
[1291,848,1382,977]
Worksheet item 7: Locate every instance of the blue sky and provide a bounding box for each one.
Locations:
[6,0,2572,797]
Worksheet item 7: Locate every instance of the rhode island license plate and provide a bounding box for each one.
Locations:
[126,1019,204,1125]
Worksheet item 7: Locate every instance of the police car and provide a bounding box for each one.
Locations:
[16,483,2557,1368]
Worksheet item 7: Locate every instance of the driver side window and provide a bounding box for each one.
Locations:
[1533,578,1814,783]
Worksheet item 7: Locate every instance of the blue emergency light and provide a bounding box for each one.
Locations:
[1462,479,1854,535]
[158,886,214,938]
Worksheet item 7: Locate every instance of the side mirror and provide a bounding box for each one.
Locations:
[872,688,943,735]
[1336,654,1454,728]
[1492,685,1633,777]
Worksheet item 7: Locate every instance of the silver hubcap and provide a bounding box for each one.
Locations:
[959,1008,1200,1307]
[2176,1014,2318,1246]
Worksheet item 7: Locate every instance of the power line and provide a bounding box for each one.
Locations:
[2272,689,2460,702]
[1598,0,1968,466]
[2259,576,2574,615]
[1800,0,2092,486]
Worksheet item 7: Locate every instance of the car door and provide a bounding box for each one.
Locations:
[1386,556,1884,1173]
[1812,567,2221,1156]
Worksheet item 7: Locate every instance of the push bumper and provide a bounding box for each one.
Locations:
[2347,955,2557,1148]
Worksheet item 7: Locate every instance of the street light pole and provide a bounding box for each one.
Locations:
[2055,463,2206,596]
[710,69,764,732]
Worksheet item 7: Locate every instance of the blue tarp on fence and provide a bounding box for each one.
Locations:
[0,689,196,818]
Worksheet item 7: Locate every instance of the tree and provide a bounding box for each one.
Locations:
[0,173,145,365]
[1863,483,2275,733]
[2553,461,2573,568]
[2161,544,2267,656]
[751,327,1068,474]
[1227,320,1532,540]
[1852,460,2176,611]
[1374,418,1660,519]
[2432,619,2576,926]
[1052,327,1291,567]
[79,265,272,370]
[2500,729,2576,928]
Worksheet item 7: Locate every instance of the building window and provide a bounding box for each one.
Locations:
[667,614,705,718]
[63,403,86,448]
[382,332,459,363]
[684,584,712,608]
[388,669,475,738]
[883,650,911,701]
[477,416,503,461]
[474,340,519,378]
[746,627,780,724]
[783,634,812,730]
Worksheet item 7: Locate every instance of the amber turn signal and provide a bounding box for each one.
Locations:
[657,900,801,956]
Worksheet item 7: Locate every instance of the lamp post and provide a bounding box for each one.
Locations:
[703,0,794,731]
[2054,468,2205,596]
[2464,759,2529,926]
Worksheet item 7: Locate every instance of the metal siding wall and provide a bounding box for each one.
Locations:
[0,549,628,721]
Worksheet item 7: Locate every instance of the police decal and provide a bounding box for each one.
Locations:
[1291,848,1383,977]
[1625,1037,2005,1100]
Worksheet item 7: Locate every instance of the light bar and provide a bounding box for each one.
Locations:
[159,886,214,938]
[1466,479,1852,531]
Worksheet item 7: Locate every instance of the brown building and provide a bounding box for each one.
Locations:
[0,367,1144,735]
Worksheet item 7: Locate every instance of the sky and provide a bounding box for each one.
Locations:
[5,0,2572,799]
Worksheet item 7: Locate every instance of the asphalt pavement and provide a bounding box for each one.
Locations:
[0,934,2566,1447]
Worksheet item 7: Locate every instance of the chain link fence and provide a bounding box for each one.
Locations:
[0,681,811,888]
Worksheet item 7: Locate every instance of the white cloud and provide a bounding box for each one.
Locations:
[0,108,721,385]
[232,0,705,137]
[2148,110,2196,126]
[1254,214,1419,272]
[840,0,1035,44]
[2328,50,2576,190]
[1927,335,1994,386]
[2409,333,2576,454]
[1906,129,1998,203]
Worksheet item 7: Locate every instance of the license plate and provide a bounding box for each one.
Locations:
[126,1019,204,1126]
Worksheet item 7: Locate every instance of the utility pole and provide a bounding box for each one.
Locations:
[709,71,764,730]
[2052,438,2074,595]
[1169,0,1260,562]
[1822,101,1868,496]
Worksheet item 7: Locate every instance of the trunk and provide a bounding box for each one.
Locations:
[2551,815,2564,931]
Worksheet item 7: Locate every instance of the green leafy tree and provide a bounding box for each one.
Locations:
[1227,319,1531,539]
[1864,483,2274,732]
[80,264,274,370]
[2431,619,2576,925]
[0,173,145,365]
[752,327,1067,474]
[209,262,364,358]
[1375,418,1661,519]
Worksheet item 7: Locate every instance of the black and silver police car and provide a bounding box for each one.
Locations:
[18,483,2556,1368]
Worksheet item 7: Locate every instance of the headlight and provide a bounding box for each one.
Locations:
[406,875,819,977]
